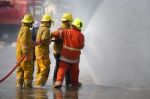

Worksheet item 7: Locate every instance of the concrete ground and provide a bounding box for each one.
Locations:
[0,43,150,99]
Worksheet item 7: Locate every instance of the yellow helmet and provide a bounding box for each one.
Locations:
[41,14,52,22]
[22,14,34,23]
[61,12,73,21]
[72,18,83,30]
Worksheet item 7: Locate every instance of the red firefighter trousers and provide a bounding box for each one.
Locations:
[56,60,79,85]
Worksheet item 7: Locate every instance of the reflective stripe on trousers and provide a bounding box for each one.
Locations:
[60,56,79,63]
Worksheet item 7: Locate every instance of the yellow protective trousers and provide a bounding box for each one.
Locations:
[35,58,50,86]
[16,60,34,86]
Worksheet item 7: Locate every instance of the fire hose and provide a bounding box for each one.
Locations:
[0,42,37,83]
[0,39,56,83]
[0,56,25,83]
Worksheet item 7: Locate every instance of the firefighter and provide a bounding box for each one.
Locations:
[52,12,73,86]
[52,18,84,88]
[34,14,52,88]
[16,14,34,89]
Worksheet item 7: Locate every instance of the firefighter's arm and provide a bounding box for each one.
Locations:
[51,29,63,39]
[20,30,30,55]
[80,34,85,49]
[50,31,59,38]
[50,30,63,43]
[41,29,51,45]
[20,30,32,61]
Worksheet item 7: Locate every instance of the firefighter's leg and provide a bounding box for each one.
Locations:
[70,63,80,86]
[35,58,50,87]
[65,67,71,86]
[22,60,34,89]
[53,54,60,83]
[16,66,24,89]
[53,61,68,88]
[35,60,40,81]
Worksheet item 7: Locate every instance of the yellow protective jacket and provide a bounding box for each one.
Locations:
[35,25,51,59]
[16,24,33,60]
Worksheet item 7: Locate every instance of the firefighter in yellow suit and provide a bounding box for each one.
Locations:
[35,14,52,88]
[16,14,34,89]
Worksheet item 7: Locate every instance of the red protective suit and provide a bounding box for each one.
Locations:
[53,28,84,86]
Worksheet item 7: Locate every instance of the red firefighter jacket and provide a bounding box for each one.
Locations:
[53,28,84,63]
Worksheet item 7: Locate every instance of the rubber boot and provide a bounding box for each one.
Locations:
[24,83,33,89]
[52,81,62,88]
[16,80,23,90]
[72,82,82,87]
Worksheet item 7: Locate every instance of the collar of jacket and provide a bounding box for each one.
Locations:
[22,23,31,28]
[40,24,50,28]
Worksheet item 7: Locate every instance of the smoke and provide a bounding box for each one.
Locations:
[83,0,150,89]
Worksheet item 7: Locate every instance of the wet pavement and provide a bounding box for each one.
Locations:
[1,83,150,99]
[0,44,150,99]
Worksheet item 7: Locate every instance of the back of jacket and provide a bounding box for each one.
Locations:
[53,28,84,63]
[35,26,50,59]
[16,24,33,60]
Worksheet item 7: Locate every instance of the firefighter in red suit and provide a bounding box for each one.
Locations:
[52,18,84,88]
